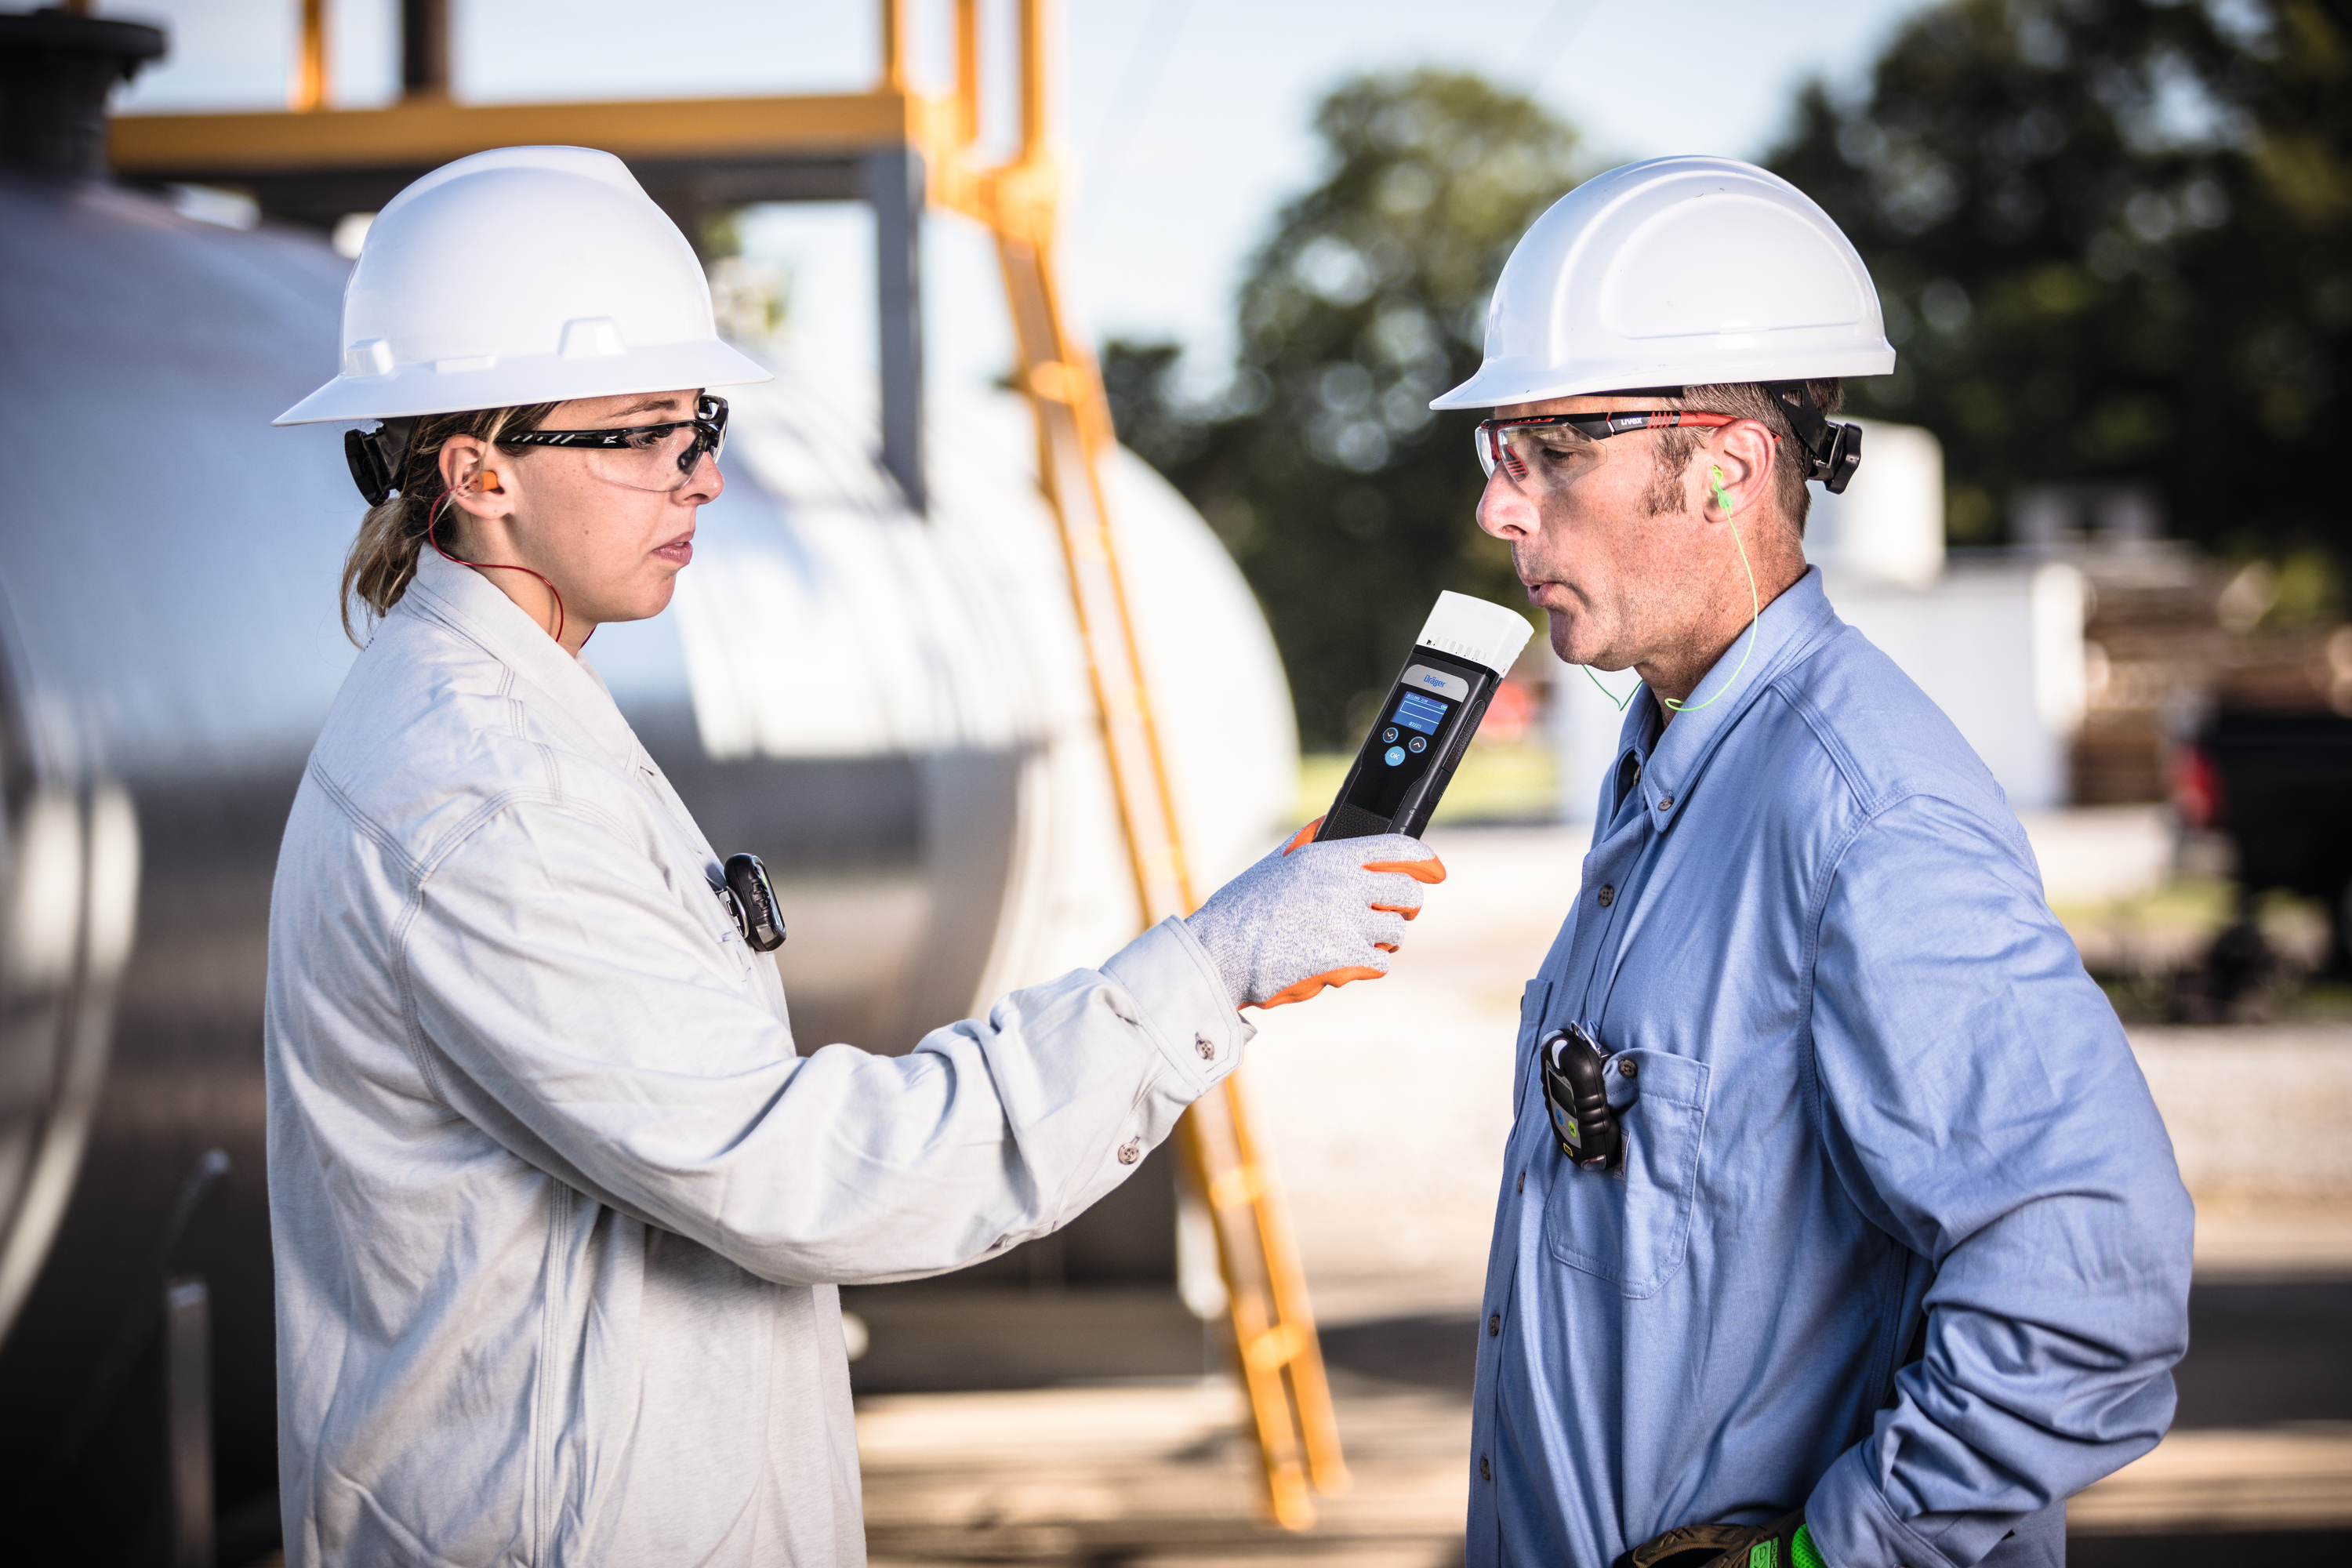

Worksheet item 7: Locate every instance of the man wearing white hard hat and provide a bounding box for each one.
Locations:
[1446,158,2191,1568]
[263,146,1443,1566]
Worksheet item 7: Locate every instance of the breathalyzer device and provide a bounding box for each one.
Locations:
[1316,591,1535,842]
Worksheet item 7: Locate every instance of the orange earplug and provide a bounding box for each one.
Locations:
[474,469,503,494]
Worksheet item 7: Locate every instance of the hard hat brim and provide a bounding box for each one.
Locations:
[1428,343,1897,412]
[273,336,774,426]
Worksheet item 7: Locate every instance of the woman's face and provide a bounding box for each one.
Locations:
[439,389,721,653]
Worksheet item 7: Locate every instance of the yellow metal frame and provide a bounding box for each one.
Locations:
[112,0,1346,1530]
[927,6,1348,1524]
[114,90,953,172]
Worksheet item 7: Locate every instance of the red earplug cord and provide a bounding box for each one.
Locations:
[426,476,574,646]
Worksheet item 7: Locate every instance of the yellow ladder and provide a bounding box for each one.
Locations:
[924,0,1348,1529]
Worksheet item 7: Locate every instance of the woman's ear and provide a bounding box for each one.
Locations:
[438,434,510,511]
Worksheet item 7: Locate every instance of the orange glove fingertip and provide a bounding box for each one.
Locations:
[1254,964,1384,1010]
[1361,853,1446,885]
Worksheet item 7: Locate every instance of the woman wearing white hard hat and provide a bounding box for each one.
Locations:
[264,146,1443,1566]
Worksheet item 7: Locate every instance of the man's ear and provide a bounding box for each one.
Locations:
[1705,421,1777,521]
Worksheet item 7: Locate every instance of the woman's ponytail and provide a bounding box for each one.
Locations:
[337,401,557,644]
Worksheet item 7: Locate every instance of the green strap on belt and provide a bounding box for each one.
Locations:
[1750,1524,1826,1568]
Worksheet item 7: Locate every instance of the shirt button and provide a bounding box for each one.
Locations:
[1116,1139,1142,1165]
[1487,1314,1501,1336]
[1480,1455,1492,1481]
[1596,884,1614,907]
[1619,1058,1639,1078]
[1196,1033,1215,1061]
[1516,1170,1525,1193]
[1657,795,1675,811]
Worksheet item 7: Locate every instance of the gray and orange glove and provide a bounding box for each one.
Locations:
[1183,818,1446,1011]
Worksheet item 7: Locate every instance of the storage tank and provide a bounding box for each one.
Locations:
[0,14,1295,1557]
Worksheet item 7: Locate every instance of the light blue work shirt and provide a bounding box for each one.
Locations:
[1468,568,2193,1568]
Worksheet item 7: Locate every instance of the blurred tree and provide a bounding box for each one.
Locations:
[1769,0,2351,586]
[1105,71,1581,746]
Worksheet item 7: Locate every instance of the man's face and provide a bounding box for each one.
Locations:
[1473,394,1712,672]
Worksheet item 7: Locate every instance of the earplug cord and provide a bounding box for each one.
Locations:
[426,485,569,647]
[1580,466,1761,715]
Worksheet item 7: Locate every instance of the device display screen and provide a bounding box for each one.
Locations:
[1341,684,1459,819]
[1392,691,1448,735]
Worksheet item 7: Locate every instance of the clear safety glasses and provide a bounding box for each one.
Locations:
[503,394,730,492]
[1474,409,1755,486]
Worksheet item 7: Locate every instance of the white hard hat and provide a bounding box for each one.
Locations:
[1430,155,1894,412]
[274,145,770,426]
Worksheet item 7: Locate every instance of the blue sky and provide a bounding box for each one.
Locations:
[112,0,1942,394]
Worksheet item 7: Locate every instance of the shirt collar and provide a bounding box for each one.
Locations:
[397,547,642,769]
[1608,565,1840,831]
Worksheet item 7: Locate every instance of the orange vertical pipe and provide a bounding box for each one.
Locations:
[1017,0,1046,162]
[292,0,328,113]
[954,0,980,148]
[879,0,907,92]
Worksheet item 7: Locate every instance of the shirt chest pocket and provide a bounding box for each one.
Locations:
[672,851,753,982]
[624,766,753,979]
[700,890,755,979]
[1540,1046,1710,1299]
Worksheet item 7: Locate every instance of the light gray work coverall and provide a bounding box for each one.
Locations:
[263,546,1251,1566]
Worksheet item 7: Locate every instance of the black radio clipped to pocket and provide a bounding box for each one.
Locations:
[717,852,787,952]
[1541,1024,1623,1171]
[1316,592,1534,842]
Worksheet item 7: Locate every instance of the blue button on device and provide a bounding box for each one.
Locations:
[1384,745,1406,767]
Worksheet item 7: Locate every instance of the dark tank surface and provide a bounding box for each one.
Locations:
[0,169,358,1563]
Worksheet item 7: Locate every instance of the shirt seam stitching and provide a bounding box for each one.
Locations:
[318,772,644,1105]
[386,893,448,1106]
[533,1180,569,1562]
[1642,602,1847,807]
[308,760,425,885]
[307,764,452,1105]
[1780,681,1904,1239]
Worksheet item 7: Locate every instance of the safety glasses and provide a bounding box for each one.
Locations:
[1474,409,1754,483]
[503,393,730,492]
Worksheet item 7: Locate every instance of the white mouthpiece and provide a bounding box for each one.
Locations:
[1416,591,1534,676]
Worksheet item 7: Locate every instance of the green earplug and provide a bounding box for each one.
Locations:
[1710,465,1733,514]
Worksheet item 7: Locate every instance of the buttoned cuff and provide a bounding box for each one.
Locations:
[1806,1447,1960,1568]
[1101,916,1254,1098]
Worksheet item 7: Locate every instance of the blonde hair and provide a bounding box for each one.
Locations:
[339,402,557,644]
